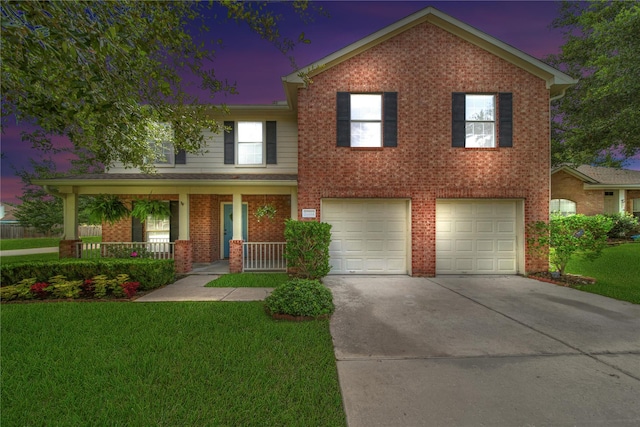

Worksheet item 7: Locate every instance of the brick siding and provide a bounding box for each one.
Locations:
[296,21,551,275]
[551,171,603,215]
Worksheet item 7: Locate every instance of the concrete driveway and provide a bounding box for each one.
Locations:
[324,275,640,427]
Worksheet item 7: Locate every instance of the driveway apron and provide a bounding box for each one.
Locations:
[324,275,640,427]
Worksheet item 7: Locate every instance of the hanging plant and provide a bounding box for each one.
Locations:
[255,203,277,222]
[131,198,171,223]
[86,194,130,225]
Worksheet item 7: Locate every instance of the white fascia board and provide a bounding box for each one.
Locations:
[584,184,640,190]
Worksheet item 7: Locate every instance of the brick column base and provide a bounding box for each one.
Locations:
[59,240,81,258]
[229,240,244,273]
[174,240,193,274]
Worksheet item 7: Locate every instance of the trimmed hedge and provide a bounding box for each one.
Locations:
[0,259,174,291]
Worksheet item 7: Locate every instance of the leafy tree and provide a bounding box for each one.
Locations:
[12,152,103,233]
[546,1,640,167]
[527,214,614,276]
[1,0,315,171]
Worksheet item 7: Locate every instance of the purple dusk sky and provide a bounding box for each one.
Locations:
[2,1,638,204]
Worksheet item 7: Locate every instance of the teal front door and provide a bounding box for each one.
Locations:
[223,204,248,258]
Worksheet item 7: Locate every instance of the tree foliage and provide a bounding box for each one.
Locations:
[1,0,315,171]
[11,156,102,232]
[547,1,640,167]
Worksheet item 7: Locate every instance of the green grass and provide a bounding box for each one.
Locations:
[0,237,61,251]
[0,237,102,265]
[1,302,346,426]
[206,272,289,288]
[566,243,640,304]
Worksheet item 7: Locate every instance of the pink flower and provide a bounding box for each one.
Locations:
[130,251,138,257]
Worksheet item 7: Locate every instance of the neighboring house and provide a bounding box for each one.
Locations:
[35,7,576,275]
[551,165,640,217]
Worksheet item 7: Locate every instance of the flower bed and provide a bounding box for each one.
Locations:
[1,274,141,302]
[528,272,596,287]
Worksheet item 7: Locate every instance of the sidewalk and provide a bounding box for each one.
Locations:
[0,247,58,256]
[135,274,273,302]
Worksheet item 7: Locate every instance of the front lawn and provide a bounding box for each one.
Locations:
[206,272,289,288]
[0,237,61,251]
[566,243,640,304]
[1,302,346,426]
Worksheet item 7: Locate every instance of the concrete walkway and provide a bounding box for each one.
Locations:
[135,274,273,302]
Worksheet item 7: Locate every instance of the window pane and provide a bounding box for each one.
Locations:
[238,122,263,142]
[150,140,173,164]
[238,142,263,164]
[351,94,382,120]
[465,122,495,147]
[466,95,495,121]
[351,122,381,147]
[550,199,576,216]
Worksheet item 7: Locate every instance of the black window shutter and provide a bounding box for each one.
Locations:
[336,92,350,147]
[452,93,466,147]
[499,93,513,148]
[224,121,235,164]
[383,92,398,147]
[175,149,186,164]
[131,201,143,242]
[266,121,277,164]
[169,201,179,242]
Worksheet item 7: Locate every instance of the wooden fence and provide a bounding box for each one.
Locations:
[0,225,102,239]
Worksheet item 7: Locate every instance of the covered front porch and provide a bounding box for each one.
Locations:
[38,173,298,273]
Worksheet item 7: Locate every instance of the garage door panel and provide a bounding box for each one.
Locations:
[437,200,518,274]
[324,200,408,275]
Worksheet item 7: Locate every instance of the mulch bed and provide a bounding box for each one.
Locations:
[528,271,596,287]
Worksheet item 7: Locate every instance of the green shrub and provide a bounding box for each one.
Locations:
[1,259,174,291]
[104,245,154,259]
[604,212,640,238]
[48,275,83,299]
[528,214,614,275]
[284,220,332,279]
[265,278,334,318]
[0,279,35,301]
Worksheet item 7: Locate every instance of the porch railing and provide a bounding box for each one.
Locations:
[75,242,174,260]
[243,242,287,271]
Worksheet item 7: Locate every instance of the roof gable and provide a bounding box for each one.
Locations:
[282,7,576,107]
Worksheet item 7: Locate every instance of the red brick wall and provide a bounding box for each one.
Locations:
[189,194,215,263]
[551,171,603,215]
[296,22,551,275]
[102,195,178,242]
[245,195,289,242]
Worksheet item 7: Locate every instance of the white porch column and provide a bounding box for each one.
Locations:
[290,187,298,219]
[179,192,190,240]
[232,192,243,240]
[619,189,626,214]
[62,193,78,240]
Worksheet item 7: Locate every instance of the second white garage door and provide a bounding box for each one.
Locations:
[322,199,408,274]
[436,200,518,274]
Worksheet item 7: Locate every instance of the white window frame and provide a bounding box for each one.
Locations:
[633,198,640,218]
[237,121,265,166]
[351,94,382,148]
[550,198,577,216]
[465,94,496,148]
[148,122,175,167]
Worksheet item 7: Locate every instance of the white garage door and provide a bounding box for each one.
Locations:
[323,199,408,274]
[436,200,517,274]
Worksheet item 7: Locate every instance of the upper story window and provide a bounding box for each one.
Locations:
[224,121,277,166]
[337,92,397,148]
[237,121,264,165]
[550,198,576,216]
[452,92,512,148]
[147,122,185,166]
[465,95,495,148]
[150,140,175,166]
[350,94,382,147]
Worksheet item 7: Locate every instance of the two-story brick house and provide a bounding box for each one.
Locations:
[38,7,575,276]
